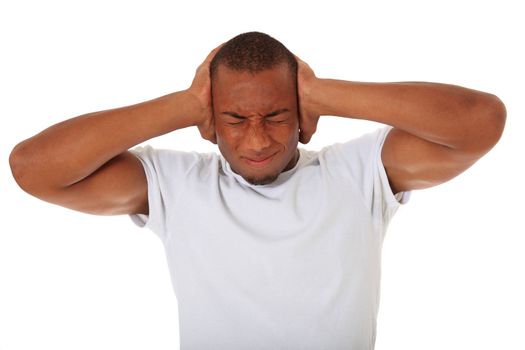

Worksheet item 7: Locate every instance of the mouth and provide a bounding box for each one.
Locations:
[243,153,276,168]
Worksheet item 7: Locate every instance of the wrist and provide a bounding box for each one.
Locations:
[309,79,361,117]
[182,88,211,126]
[301,78,332,116]
[152,90,200,131]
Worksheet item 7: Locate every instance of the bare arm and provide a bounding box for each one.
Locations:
[296,58,506,193]
[9,48,219,215]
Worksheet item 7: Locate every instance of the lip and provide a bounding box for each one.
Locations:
[243,153,276,168]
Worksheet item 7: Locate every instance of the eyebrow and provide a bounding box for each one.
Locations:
[221,108,290,119]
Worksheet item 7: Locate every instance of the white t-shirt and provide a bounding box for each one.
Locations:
[130,126,410,350]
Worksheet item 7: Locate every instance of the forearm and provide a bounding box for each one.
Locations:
[10,90,198,189]
[310,79,506,151]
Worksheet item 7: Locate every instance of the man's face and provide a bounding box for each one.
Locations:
[212,63,299,186]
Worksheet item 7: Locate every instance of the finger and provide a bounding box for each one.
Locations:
[203,42,226,64]
[300,115,319,145]
[294,55,311,70]
[294,54,304,64]
[298,118,312,144]
[298,109,308,144]
[203,130,216,144]
[299,113,313,137]
[198,116,217,144]
[299,129,311,144]
[299,130,306,144]
[209,116,217,144]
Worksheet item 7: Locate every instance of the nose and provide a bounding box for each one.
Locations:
[244,123,272,152]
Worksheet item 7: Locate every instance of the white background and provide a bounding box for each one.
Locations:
[1,0,523,349]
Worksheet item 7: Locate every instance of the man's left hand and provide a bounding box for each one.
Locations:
[296,56,321,144]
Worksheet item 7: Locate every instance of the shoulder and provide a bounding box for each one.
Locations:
[131,145,220,179]
[317,127,391,172]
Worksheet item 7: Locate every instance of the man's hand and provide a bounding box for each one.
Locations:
[294,60,506,193]
[186,45,223,145]
[10,45,228,216]
[296,56,321,144]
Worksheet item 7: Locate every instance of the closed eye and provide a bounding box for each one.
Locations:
[266,117,287,123]
[265,108,290,118]
[227,118,287,125]
[265,112,286,123]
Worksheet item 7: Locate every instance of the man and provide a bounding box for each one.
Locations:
[9,32,506,349]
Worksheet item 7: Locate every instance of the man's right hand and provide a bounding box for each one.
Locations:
[186,45,223,145]
[9,44,224,216]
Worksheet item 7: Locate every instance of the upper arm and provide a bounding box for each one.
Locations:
[381,128,490,194]
[381,92,506,194]
[13,151,149,216]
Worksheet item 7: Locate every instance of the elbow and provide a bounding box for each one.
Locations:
[460,93,506,155]
[10,141,32,192]
[479,94,506,149]
[9,140,45,196]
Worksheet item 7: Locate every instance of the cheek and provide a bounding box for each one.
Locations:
[287,128,299,147]
[216,126,242,152]
[283,119,300,140]
[267,123,299,143]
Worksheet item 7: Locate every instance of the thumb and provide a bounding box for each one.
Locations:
[299,128,311,144]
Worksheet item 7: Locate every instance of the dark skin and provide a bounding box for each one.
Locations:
[212,64,300,186]
[206,54,506,194]
[294,56,506,193]
[9,45,506,216]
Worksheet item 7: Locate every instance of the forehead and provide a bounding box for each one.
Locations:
[212,64,296,110]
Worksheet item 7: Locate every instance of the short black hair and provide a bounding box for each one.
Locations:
[210,31,297,82]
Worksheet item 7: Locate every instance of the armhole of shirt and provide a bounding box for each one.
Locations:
[128,147,167,241]
[377,126,412,208]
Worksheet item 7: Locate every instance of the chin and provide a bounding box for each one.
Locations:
[243,172,280,186]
